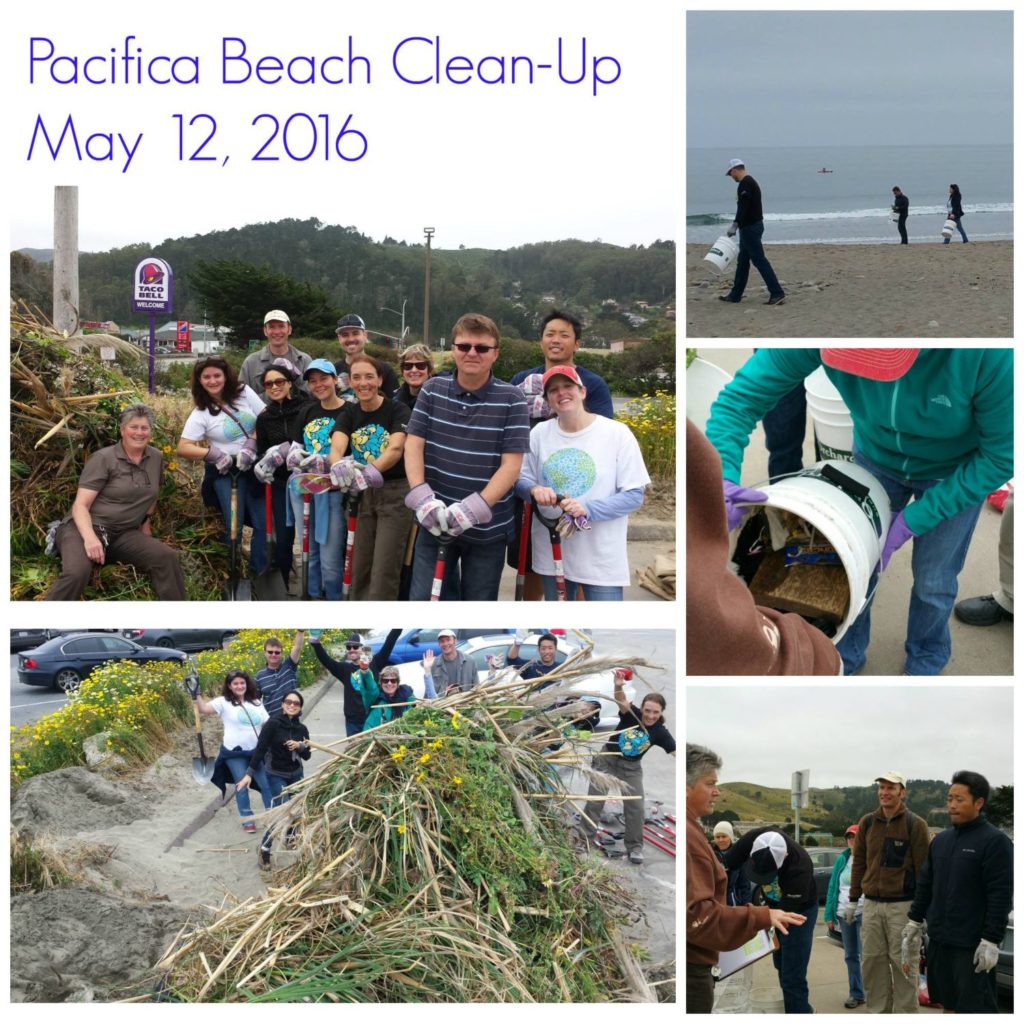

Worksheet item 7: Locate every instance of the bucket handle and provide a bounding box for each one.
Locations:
[749,465,869,502]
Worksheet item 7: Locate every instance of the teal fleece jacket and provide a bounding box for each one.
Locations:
[705,349,1013,535]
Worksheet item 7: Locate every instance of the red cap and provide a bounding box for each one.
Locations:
[845,824,860,835]
[820,349,920,382]
[541,365,584,393]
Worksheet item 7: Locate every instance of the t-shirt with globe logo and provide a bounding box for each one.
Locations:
[180,386,265,456]
[331,398,411,481]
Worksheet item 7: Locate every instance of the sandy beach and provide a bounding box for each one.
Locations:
[686,240,1013,339]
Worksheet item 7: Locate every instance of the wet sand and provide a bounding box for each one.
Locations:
[686,240,1013,339]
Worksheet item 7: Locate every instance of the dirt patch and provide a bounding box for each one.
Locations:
[642,481,676,521]
[10,888,188,1002]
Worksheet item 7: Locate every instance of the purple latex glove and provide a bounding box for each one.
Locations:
[880,511,916,571]
[204,445,232,474]
[443,492,493,537]
[722,479,768,531]
[405,482,448,535]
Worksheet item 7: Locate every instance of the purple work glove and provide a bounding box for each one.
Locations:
[254,441,295,483]
[722,479,768,531]
[352,463,384,490]
[880,511,916,571]
[330,457,359,490]
[405,482,448,535]
[299,452,330,475]
[443,492,493,537]
[285,445,309,471]
[235,440,258,472]
[204,445,233,474]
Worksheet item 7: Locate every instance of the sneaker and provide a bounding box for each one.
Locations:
[765,294,786,306]
[242,820,257,834]
[718,295,740,303]
[628,849,644,864]
[844,997,865,1008]
[258,844,272,870]
[954,594,1013,627]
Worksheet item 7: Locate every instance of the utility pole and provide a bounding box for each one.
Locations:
[423,226,435,347]
[53,186,79,336]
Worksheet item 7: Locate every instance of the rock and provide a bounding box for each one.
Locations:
[83,733,128,769]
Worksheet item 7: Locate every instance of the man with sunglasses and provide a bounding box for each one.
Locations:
[404,313,530,600]
[255,629,306,716]
[333,313,399,400]
[240,310,312,401]
[309,628,401,735]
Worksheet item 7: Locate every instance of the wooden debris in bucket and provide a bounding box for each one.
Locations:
[749,549,850,624]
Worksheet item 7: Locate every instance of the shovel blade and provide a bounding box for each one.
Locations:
[192,756,216,784]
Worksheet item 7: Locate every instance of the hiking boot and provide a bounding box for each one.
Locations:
[844,997,865,1008]
[954,594,1013,627]
[718,295,740,303]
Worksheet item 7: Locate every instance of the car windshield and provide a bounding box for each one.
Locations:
[465,642,567,673]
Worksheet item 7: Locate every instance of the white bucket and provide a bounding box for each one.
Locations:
[890,211,899,222]
[686,356,733,434]
[750,986,785,1014]
[804,366,854,462]
[703,233,739,274]
[738,460,892,643]
[942,218,956,238]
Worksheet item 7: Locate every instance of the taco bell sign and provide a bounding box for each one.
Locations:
[132,257,173,314]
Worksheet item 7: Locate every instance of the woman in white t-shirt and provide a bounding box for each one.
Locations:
[194,670,273,833]
[177,357,266,573]
[515,365,650,600]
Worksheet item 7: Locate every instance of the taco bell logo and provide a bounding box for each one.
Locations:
[132,256,173,314]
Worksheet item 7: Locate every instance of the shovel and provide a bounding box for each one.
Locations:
[514,502,533,601]
[222,467,252,602]
[185,670,216,783]
[253,481,289,601]
[533,497,568,601]
[341,491,362,600]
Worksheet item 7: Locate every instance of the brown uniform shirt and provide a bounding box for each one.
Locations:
[76,443,163,531]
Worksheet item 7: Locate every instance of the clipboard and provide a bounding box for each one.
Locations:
[715,927,779,980]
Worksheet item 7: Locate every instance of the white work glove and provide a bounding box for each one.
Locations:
[203,445,233,474]
[330,457,362,491]
[405,483,448,536]
[900,919,926,971]
[973,938,1000,974]
[514,628,530,644]
[254,441,294,483]
[351,463,384,491]
[299,452,330,475]
[443,492,493,537]
[235,445,258,472]
[286,445,310,471]
[841,905,858,926]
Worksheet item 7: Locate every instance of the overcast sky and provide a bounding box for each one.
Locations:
[688,686,1013,789]
[9,1,675,253]
[687,11,1013,149]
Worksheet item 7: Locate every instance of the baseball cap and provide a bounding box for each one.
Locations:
[744,830,788,884]
[713,821,736,840]
[541,365,584,393]
[875,771,907,786]
[303,357,339,379]
[845,824,860,836]
[821,349,919,382]
[264,310,290,325]
[437,629,457,640]
[344,633,363,647]
[725,158,745,174]
[260,357,299,384]
[336,314,367,331]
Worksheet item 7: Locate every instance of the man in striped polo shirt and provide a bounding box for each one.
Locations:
[404,313,530,600]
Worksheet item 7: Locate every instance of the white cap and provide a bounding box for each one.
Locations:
[437,629,457,640]
[745,830,788,883]
[875,771,907,786]
[725,158,745,174]
[264,309,290,325]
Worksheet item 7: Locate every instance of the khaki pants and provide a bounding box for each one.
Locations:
[351,478,413,601]
[861,898,918,1013]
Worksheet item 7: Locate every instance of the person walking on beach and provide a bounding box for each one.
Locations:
[719,159,785,306]
[891,186,909,244]
[944,184,969,244]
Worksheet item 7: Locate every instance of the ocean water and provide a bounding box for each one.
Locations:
[687,144,1012,245]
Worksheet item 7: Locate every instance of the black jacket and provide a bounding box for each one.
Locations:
[908,814,1013,948]
[723,827,817,910]
[247,712,311,777]
[311,629,400,725]
[735,175,765,226]
[256,394,311,482]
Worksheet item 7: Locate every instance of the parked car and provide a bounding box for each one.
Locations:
[386,632,634,730]
[17,632,187,692]
[11,629,58,652]
[996,909,1013,996]
[120,628,237,651]
[805,846,846,903]
[363,628,516,665]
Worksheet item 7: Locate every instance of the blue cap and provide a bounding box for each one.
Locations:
[303,358,338,379]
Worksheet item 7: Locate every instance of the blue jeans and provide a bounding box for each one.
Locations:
[540,576,623,601]
[219,747,272,818]
[289,487,344,600]
[839,916,865,1001]
[207,467,266,573]
[409,532,506,601]
[728,221,784,300]
[260,769,301,849]
[763,382,807,480]
[772,898,817,1013]
[251,478,294,580]
[837,448,983,675]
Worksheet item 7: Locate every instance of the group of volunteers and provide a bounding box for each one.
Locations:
[687,745,1012,1014]
[45,308,649,602]
[192,629,674,870]
[688,347,1013,676]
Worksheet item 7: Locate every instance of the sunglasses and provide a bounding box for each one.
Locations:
[264,377,289,388]
[265,649,282,656]
[402,361,429,371]
[381,677,399,685]
[345,644,361,651]
[453,343,497,354]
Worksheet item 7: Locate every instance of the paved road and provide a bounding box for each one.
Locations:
[10,654,69,727]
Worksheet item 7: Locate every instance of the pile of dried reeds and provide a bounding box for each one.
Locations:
[10,303,226,600]
[154,648,665,1002]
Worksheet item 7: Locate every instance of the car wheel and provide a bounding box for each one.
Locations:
[156,637,174,648]
[55,668,82,692]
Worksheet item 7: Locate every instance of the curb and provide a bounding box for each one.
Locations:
[627,523,675,542]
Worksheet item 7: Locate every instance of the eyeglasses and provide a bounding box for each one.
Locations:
[453,343,497,354]
[282,698,301,706]
[264,378,288,388]
[402,361,429,371]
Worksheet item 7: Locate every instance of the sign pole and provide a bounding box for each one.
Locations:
[132,256,174,396]
[148,312,156,394]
